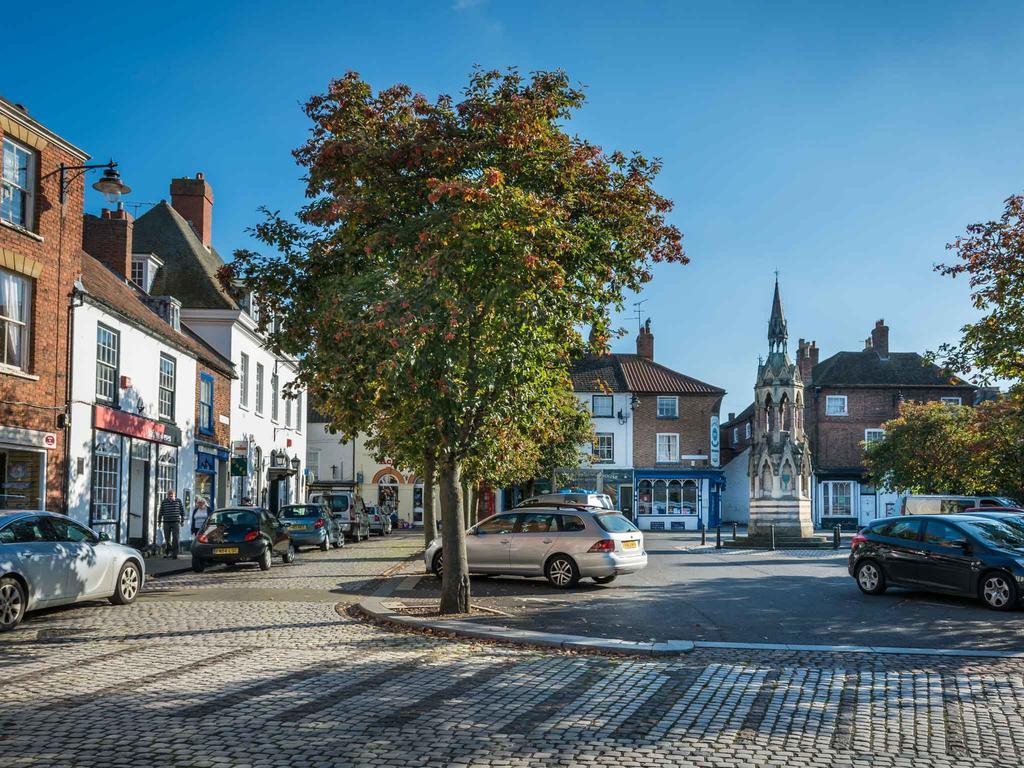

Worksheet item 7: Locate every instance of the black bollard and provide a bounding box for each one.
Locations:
[716,524,722,549]
[833,524,841,550]
[732,522,738,541]
[770,524,776,551]
[700,525,706,546]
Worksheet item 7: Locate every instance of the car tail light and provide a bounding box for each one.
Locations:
[244,530,261,542]
[588,539,616,553]
[850,533,867,549]
[314,518,325,529]
[196,532,208,544]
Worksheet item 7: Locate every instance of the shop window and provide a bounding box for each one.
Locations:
[652,479,667,514]
[0,267,32,372]
[199,373,214,434]
[592,395,613,417]
[158,447,178,496]
[1,137,36,230]
[91,432,121,527]
[0,447,44,510]
[682,479,698,513]
[666,479,682,514]
[95,324,119,404]
[637,479,653,516]
[378,475,399,512]
[822,481,853,516]
[158,354,176,421]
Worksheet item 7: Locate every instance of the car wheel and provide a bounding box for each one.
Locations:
[321,535,330,552]
[546,555,580,589]
[0,577,26,632]
[432,550,444,578]
[258,546,272,571]
[855,560,886,595]
[282,542,296,564]
[191,557,206,573]
[980,571,1018,611]
[593,574,617,585]
[110,561,142,605]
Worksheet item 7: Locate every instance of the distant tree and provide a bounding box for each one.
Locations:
[227,67,684,613]
[934,194,1024,383]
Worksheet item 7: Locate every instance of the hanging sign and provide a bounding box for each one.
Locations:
[710,415,720,468]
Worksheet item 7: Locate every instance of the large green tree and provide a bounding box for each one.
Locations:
[227,68,684,613]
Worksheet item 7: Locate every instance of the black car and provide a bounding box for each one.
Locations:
[191,507,295,573]
[849,514,1024,611]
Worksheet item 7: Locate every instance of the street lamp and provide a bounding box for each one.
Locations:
[58,160,131,205]
[290,457,301,473]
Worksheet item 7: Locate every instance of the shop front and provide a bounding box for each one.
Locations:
[266,449,300,515]
[88,404,182,546]
[634,469,724,532]
[0,425,55,511]
[195,441,229,511]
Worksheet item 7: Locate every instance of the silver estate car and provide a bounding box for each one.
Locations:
[425,507,646,588]
[0,511,145,631]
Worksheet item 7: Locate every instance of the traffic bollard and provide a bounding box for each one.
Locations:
[701,525,706,546]
[716,524,722,549]
[834,524,841,550]
[732,522,738,541]
[770,524,776,551]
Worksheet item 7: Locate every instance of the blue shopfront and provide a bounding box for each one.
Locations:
[195,441,229,510]
[634,468,724,532]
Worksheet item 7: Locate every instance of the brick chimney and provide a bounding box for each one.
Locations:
[636,319,654,360]
[83,204,134,279]
[170,172,214,248]
[797,338,819,382]
[870,319,889,359]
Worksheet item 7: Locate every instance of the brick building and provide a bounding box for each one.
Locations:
[566,321,726,531]
[0,97,89,511]
[800,319,975,528]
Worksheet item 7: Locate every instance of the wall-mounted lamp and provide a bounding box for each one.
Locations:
[630,395,640,411]
[59,160,131,205]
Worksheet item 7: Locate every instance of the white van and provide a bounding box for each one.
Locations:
[900,494,1017,515]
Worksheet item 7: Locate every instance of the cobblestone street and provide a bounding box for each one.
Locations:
[3,533,1024,767]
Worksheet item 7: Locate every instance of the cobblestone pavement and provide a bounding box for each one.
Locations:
[3,533,1024,767]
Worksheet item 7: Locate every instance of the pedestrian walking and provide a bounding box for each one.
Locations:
[159,489,185,558]
[191,497,210,537]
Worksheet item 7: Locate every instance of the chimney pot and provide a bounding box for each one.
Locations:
[636,319,654,360]
[170,173,214,248]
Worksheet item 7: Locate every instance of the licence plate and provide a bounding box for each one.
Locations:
[291,525,309,531]
[213,547,239,555]
[623,540,639,550]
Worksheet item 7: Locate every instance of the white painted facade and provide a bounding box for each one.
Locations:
[182,308,306,512]
[576,391,634,470]
[67,300,198,546]
[719,447,751,523]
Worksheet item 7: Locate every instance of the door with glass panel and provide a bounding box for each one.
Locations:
[466,513,516,571]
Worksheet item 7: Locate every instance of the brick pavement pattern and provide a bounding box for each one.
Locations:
[2,534,1023,767]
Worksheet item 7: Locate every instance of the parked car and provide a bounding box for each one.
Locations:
[279,503,343,551]
[0,511,145,632]
[310,492,370,542]
[900,495,1018,515]
[518,491,615,510]
[849,513,1024,610]
[191,507,295,573]
[367,506,392,536]
[425,507,647,588]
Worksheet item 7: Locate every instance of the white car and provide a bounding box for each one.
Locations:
[519,492,615,510]
[425,506,646,588]
[0,511,145,631]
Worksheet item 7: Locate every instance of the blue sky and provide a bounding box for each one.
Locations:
[7,1,1024,415]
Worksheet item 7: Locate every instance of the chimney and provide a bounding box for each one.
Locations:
[83,204,134,279]
[170,172,214,248]
[797,338,819,383]
[728,412,735,422]
[871,319,889,359]
[636,318,654,360]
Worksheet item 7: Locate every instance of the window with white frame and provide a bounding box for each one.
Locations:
[130,260,145,289]
[285,395,292,427]
[255,362,265,416]
[239,352,250,408]
[864,428,885,446]
[731,427,738,445]
[90,432,121,525]
[0,267,32,371]
[825,395,848,416]
[656,433,679,463]
[95,324,119,404]
[657,396,679,418]
[591,395,613,418]
[308,450,320,481]
[158,354,176,421]
[821,481,853,517]
[157,447,178,496]
[296,392,303,432]
[271,372,279,422]
[199,373,214,434]
[1,137,36,230]
[594,433,614,462]
[744,422,751,440]
[940,396,962,406]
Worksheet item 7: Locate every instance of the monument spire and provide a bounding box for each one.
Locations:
[767,275,788,354]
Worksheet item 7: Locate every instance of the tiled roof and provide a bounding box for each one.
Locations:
[79,252,235,377]
[134,201,238,310]
[570,354,724,395]
[812,351,973,388]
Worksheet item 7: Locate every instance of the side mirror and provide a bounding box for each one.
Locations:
[97,532,110,542]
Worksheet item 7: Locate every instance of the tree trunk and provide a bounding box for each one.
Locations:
[439,459,470,614]
[422,453,437,548]
[470,484,480,527]
[461,479,471,529]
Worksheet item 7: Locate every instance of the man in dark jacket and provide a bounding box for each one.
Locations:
[159,489,185,558]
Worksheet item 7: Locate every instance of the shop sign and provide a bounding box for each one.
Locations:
[710,415,720,468]
[93,405,181,446]
[231,440,249,456]
[0,425,57,450]
[230,457,249,477]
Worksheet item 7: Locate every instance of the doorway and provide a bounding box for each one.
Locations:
[860,493,877,524]
[618,484,634,520]
[128,441,151,547]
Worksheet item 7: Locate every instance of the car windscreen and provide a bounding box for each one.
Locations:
[327,496,350,512]
[280,506,321,519]
[206,510,259,530]
[595,513,638,533]
[960,519,1024,549]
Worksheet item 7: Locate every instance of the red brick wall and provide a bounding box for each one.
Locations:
[632,393,723,467]
[0,119,86,511]
[83,207,133,279]
[195,363,231,447]
[806,385,976,471]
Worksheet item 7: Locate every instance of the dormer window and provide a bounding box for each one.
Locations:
[130,253,163,294]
